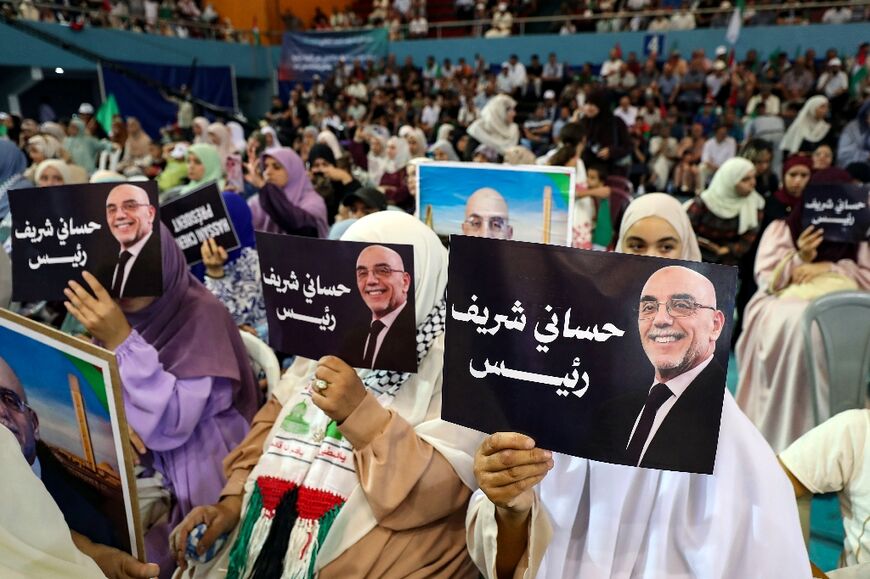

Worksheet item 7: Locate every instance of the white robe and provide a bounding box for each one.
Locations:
[467,392,812,578]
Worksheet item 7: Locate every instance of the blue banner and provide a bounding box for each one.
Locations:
[101,61,236,140]
[279,29,388,82]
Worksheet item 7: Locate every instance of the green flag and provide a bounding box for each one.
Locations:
[96,93,120,136]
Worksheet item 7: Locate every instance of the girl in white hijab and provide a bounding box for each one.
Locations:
[617,193,702,261]
[466,94,520,156]
[685,157,765,265]
[404,128,428,159]
[192,117,210,144]
[227,121,247,153]
[428,140,460,162]
[316,130,343,160]
[780,95,831,155]
[466,199,811,578]
[380,136,414,210]
[259,126,281,149]
[207,122,234,168]
[365,125,390,186]
[171,212,481,578]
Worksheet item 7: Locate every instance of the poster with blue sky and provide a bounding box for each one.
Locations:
[0,310,142,558]
[417,162,575,246]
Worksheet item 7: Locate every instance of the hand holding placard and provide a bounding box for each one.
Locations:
[64,271,133,351]
[311,355,368,423]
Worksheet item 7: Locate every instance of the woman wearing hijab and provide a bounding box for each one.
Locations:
[308,143,363,223]
[837,100,870,167]
[64,118,111,175]
[34,158,74,187]
[465,94,520,159]
[227,121,247,153]
[616,193,702,261]
[25,134,63,181]
[0,140,30,221]
[685,157,765,265]
[119,117,153,174]
[171,211,481,579]
[428,139,460,162]
[735,155,814,345]
[467,199,810,579]
[365,125,390,186]
[247,147,329,238]
[192,117,211,144]
[379,136,413,212]
[260,126,282,149]
[404,127,428,159]
[182,143,224,195]
[208,122,235,170]
[578,89,633,176]
[736,169,870,452]
[199,193,267,337]
[316,130,344,161]
[780,95,832,156]
[63,226,259,574]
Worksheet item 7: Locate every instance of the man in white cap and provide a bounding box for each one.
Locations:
[77,102,107,139]
[817,57,849,101]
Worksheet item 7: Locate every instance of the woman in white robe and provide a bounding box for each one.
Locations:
[465,194,812,578]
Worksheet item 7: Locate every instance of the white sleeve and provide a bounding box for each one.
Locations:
[779,409,869,494]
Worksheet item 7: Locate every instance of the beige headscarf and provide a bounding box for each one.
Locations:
[34,159,73,185]
[698,157,765,234]
[466,94,520,155]
[616,193,702,261]
[780,95,831,154]
[207,122,234,168]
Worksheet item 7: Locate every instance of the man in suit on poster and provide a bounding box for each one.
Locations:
[341,244,416,372]
[104,184,161,298]
[615,265,727,474]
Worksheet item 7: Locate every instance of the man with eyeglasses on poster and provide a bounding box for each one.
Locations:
[461,188,514,240]
[104,184,161,298]
[342,244,416,371]
[0,355,159,578]
[619,265,727,473]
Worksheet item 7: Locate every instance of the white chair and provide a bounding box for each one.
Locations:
[239,330,281,398]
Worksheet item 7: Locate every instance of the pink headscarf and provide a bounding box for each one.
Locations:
[257,147,329,237]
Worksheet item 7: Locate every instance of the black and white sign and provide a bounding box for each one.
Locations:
[10,182,162,300]
[257,232,418,373]
[443,236,738,474]
[160,183,239,265]
[801,184,870,244]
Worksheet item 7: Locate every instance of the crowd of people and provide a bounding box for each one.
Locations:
[1,35,869,579]
[4,0,239,41]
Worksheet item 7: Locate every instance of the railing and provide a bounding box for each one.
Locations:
[2,0,868,45]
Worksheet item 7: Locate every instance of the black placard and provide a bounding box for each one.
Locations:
[800,184,870,243]
[443,236,738,475]
[160,183,240,265]
[10,182,162,300]
[257,232,417,373]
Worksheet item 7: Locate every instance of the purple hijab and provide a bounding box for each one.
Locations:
[258,147,329,237]
[125,225,259,421]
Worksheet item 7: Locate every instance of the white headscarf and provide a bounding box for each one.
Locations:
[27,134,62,160]
[366,126,390,185]
[466,94,520,155]
[436,123,455,143]
[34,159,72,185]
[780,95,831,154]
[259,125,282,149]
[192,116,210,144]
[317,130,343,160]
[207,122,234,167]
[428,139,460,162]
[227,121,247,152]
[385,136,411,173]
[616,193,702,261]
[405,127,428,159]
[0,425,106,578]
[698,157,765,234]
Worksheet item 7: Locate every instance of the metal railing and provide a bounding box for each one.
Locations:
[2,0,868,44]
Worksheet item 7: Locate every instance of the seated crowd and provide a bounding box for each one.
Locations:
[0,39,868,579]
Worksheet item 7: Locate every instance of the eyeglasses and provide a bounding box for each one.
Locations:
[356,265,405,281]
[106,201,150,216]
[464,216,508,234]
[0,387,29,414]
[638,298,716,320]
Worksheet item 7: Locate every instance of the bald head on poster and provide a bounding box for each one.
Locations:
[461,188,514,240]
[105,184,160,298]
